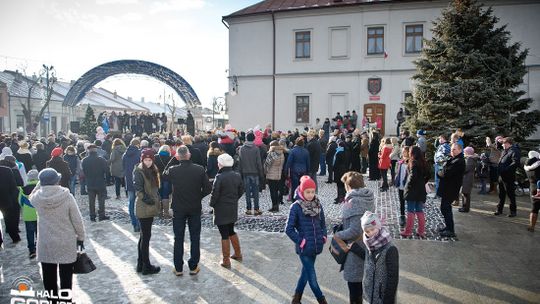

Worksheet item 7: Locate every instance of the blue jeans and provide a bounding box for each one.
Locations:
[406,201,424,212]
[243,175,259,210]
[173,211,201,271]
[434,163,440,193]
[69,176,77,195]
[159,180,172,199]
[295,255,324,299]
[25,221,37,253]
[319,153,326,175]
[80,177,87,194]
[127,191,139,229]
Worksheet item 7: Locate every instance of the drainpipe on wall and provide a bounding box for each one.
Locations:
[272,12,276,130]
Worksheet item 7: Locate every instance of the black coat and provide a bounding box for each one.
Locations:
[46,156,72,188]
[187,145,205,168]
[498,145,521,181]
[334,147,351,182]
[15,152,33,172]
[368,136,381,179]
[437,154,466,201]
[193,142,208,167]
[326,141,337,165]
[404,161,429,202]
[165,160,211,215]
[306,138,322,174]
[350,138,361,172]
[33,150,49,172]
[81,152,108,190]
[0,165,18,209]
[209,167,244,225]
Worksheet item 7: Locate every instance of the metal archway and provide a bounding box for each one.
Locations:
[63,60,200,107]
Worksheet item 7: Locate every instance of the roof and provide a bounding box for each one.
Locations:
[224,0,417,19]
[0,71,64,101]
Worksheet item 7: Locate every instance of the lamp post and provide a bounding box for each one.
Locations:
[212,97,225,129]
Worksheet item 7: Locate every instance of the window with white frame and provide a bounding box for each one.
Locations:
[367,27,384,55]
[296,96,310,123]
[16,115,24,129]
[405,24,423,53]
[295,31,311,59]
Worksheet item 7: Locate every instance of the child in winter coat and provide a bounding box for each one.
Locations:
[459,147,478,213]
[394,146,410,227]
[286,176,328,304]
[19,169,39,258]
[350,211,399,304]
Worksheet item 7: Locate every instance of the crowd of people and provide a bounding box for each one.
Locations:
[0,110,539,303]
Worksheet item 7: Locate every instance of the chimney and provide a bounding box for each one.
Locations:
[113,90,117,99]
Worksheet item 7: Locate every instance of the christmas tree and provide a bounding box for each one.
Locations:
[80,105,98,140]
[404,0,539,147]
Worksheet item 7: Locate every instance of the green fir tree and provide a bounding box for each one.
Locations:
[80,105,98,140]
[404,0,540,147]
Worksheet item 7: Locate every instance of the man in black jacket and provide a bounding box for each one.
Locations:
[0,164,20,246]
[494,137,521,217]
[306,130,322,191]
[82,145,109,222]
[437,143,466,237]
[325,137,337,183]
[165,145,211,276]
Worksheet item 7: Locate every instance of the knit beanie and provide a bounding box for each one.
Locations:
[38,168,61,186]
[51,147,63,157]
[299,175,316,194]
[217,153,234,167]
[27,169,39,181]
[464,146,475,156]
[141,148,155,162]
[361,211,382,231]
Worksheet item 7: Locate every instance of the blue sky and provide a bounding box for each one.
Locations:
[0,0,258,108]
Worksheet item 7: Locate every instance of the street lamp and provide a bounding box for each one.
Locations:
[212,97,225,129]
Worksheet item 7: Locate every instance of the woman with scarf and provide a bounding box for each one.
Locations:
[333,139,350,203]
[133,149,161,275]
[401,146,429,238]
[154,145,173,219]
[15,141,34,172]
[350,211,399,304]
[286,176,328,304]
[109,139,127,200]
[264,140,285,212]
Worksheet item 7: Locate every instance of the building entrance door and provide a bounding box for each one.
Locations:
[363,103,385,136]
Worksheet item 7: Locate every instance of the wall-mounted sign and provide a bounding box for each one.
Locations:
[368,77,382,95]
[369,96,380,101]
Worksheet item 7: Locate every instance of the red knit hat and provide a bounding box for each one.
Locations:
[141,148,155,162]
[51,147,63,157]
[299,175,316,193]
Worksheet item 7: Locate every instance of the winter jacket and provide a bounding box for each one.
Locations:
[15,151,33,172]
[285,200,327,256]
[524,152,540,186]
[0,165,18,210]
[286,145,310,174]
[33,149,49,172]
[333,146,350,182]
[390,144,400,161]
[378,145,392,170]
[437,154,466,201]
[102,139,112,159]
[361,243,399,304]
[63,154,79,177]
[306,138,322,174]
[166,160,212,215]
[238,142,263,177]
[19,180,38,222]
[209,167,244,226]
[187,145,205,168]
[109,145,126,178]
[335,188,374,282]
[326,141,338,165]
[133,164,160,219]
[206,148,222,179]
[417,136,427,154]
[29,184,85,264]
[46,156,72,188]
[404,161,429,202]
[264,146,285,181]
[461,155,478,194]
[360,138,369,158]
[193,141,209,167]
[394,160,409,190]
[498,145,521,181]
[488,144,502,165]
[122,145,141,192]
[81,152,108,190]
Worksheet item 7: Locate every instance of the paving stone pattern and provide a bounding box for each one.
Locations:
[76,174,455,241]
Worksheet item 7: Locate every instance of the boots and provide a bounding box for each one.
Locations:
[220,240,231,269]
[317,296,328,304]
[400,212,415,237]
[488,182,497,194]
[230,234,243,262]
[528,213,538,232]
[142,264,161,275]
[459,193,470,212]
[416,212,426,238]
[291,293,302,304]
[161,199,172,219]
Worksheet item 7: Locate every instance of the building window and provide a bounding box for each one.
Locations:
[51,116,57,134]
[16,115,24,129]
[295,31,311,59]
[296,96,310,123]
[367,27,384,55]
[405,24,423,53]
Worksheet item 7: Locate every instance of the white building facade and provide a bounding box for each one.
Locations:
[223,0,540,137]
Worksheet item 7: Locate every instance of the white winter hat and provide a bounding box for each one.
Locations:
[217,153,234,167]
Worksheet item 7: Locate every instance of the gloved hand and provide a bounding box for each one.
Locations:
[77,240,84,250]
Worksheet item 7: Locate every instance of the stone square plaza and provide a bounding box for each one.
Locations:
[1,176,539,304]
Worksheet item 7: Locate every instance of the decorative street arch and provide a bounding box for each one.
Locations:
[63,60,200,107]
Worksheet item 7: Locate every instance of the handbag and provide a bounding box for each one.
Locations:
[329,236,349,265]
[73,248,96,274]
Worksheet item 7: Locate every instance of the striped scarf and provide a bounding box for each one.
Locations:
[363,227,392,252]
